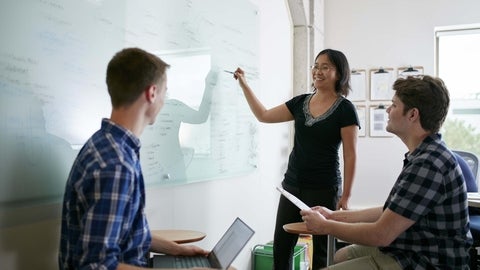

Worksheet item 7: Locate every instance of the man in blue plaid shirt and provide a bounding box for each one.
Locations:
[58,48,219,270]
[300,75,472,269]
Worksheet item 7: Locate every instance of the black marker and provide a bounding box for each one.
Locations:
[223,70,235,74]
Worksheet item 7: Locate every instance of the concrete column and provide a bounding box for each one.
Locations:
[292,25,311,96]
[287,0,324,96]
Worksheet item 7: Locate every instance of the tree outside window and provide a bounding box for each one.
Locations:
[436,25,480,157]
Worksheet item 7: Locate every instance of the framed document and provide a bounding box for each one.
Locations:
[397,66,424,78]
[356,105,366,137]
[369,105,393,137]
[349,69,367,101]
[369,68,395,101]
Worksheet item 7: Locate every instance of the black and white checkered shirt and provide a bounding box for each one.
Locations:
[381,134,472,269]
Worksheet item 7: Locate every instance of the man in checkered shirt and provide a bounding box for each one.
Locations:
[58,48,217,270]
[300,75,472,269]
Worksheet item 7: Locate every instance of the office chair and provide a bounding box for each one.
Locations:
[453,150,480,269]
[455,150,480,183]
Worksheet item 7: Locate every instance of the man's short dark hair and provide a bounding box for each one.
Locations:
[393,75,450,133]
[106,47,170,108]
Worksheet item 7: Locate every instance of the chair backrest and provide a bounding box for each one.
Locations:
[453,150,479,192]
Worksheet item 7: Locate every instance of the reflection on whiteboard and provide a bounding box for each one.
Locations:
[161,49,213,155]
[141,49,214,182]
[0,92,77,206]
[0,0,119,208]
[0,0,259,216]
[133,0,260,186]
[141,45,259,185]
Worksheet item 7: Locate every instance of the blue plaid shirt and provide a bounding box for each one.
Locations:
[59,119,151,270]
[381,134,472,269]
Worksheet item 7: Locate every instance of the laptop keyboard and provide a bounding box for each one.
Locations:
[175,256,211,267]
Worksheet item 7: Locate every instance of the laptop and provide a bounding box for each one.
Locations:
[152,217,255,269]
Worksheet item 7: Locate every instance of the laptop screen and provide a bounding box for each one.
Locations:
[209,217,255,268]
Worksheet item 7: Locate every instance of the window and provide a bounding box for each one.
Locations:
[435,24,480,157]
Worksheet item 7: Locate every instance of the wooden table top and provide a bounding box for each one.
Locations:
[283,222,314,235]
[151,229,206,244]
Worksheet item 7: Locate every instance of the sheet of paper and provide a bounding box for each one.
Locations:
[276,186,310,210]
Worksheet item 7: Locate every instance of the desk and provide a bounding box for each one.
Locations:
[283,222,335,266]
[468,192,480,208]
[151,229,206,244]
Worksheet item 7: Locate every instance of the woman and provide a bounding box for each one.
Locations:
[233,49,359,269]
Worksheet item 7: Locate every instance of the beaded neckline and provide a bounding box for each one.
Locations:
[303,94,344,127]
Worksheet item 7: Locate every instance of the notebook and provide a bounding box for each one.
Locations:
[152,217,255,269]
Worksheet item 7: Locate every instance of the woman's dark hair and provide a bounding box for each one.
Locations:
[315,49,351,96]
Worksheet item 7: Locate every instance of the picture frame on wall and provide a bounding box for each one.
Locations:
[349,69,367,101]
[369,105,393,137]
[369,68,395,101]
[356,105,366,137]
[397,66,424,78]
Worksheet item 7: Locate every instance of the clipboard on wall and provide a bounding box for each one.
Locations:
[369,104,393,137]
[349,69,367,101]
[355,105,366,137]
[397,66,424,78]
[369,68,395,101]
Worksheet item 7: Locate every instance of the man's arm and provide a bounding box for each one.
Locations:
[315,206,383,223]
[146,235,238,270]
[302,207,415,246]
[150,234,209,256]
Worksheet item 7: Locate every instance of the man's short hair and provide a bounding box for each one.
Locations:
[393,75,450,133]
[106,47,170,108]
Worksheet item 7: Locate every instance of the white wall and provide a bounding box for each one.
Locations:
[0,1,292,269]
[324,0,480,207]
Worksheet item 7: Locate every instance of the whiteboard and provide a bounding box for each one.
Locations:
[0,0,259,210]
